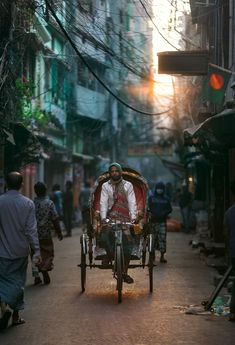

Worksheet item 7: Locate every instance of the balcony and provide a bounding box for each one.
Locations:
[75,85,108,121]
[43,101,66,128]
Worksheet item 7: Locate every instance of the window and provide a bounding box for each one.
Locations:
[77,62,105,93]
[78,0,93,14]
[119,9,123,24]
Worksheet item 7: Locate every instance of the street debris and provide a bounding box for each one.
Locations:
[173,305,211,315]
[173,295,231,316]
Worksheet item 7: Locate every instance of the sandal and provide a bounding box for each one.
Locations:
[160,257,167,263]
[123,274,134,284]
[12,318,26,326]
[34,277,42,285]
[42,271,51,285]
[0,310,12,330]
[229,313,235,322]
[101,258,111,268]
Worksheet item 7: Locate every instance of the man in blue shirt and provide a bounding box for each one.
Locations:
[0,172,41,330]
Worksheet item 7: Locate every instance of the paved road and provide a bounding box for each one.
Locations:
[1,228,234,345]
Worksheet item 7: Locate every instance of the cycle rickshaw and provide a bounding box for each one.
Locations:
[78,168,155,303]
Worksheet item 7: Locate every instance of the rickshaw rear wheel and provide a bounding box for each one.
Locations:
[80,236,87,292]
[142,249,146,267]
[142,239,147,267]
[88,237,93,266]
[148,252,154,293]
[81,254,86,292]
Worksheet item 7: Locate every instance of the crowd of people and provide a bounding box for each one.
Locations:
[1,165,235,332]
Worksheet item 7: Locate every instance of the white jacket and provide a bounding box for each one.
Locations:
[100,179,137,221]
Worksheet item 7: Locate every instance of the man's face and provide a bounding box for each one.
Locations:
[109,166,122,181]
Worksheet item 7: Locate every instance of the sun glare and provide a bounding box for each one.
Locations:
[152,0,176,102]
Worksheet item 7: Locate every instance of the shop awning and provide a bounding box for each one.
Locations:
[161,159,185,172]
[4,122,42,171]
[72,153,94,161]
[184,109,235,149]
[161,158,186,178]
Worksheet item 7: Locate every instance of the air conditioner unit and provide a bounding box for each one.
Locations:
[33,13,51,44]
[195,0,215,6]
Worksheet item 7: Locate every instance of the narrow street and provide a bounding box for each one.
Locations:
[1,1,235,344]
[1,228,234,345]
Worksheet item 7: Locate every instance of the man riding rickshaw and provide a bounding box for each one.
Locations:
[98,162,141,284]
[79,162,154,303]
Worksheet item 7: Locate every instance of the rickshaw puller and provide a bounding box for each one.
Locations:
[100,163,137,284]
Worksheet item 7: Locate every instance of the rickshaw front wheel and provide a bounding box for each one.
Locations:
[116,245,123,303]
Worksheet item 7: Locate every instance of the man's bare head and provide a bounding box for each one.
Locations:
[6,171,23,190]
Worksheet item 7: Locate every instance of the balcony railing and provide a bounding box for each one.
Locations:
[75,85,108,121]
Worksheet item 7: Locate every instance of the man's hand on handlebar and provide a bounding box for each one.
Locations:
[101,218,110,224]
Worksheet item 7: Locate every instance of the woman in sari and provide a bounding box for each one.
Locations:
[33,182,63,285]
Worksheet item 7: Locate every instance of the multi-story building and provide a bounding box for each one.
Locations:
[183,1,235,245]
[66,0,154,182]
[0,1,46,197]
[17,1,71,196]
[0,0,155,198]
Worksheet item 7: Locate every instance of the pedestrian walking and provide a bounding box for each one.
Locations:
[179,185,193,233]
[50,183,65,233]
[148,182,172,263]
[51,184,63,218]
[0,172,41,330]
[62,180,74,237]
[224,179,235,322]
[34,182,63,285]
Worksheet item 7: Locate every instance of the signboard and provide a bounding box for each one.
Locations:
[128,143,173,157]
[190,1,216,24]
[158,50,209,75]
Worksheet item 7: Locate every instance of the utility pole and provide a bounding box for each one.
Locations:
[0,0,14,193]
[109,95,117,162]
[171,77,185,163]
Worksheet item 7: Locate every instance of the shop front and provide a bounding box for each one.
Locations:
[184,109,235,244]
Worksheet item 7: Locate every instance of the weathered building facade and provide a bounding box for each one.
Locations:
[0,0,154,200]
[184,0,235,245]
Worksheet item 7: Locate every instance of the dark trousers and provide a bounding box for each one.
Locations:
[99,227,134,273]
[151,222,167,254]
[63,209,73,235]
[81,207,90,226]
[181,206,191,232]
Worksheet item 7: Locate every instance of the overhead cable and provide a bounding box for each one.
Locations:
[45,0,171,117]
[138,0,180,51]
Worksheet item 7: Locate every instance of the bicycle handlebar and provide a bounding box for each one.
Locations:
[103,221,133,227]
[101,221,142,235]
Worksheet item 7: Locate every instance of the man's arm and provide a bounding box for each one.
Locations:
[50,202,63,240]
[100,183,109,220]
[25,201,40,257]
[126,182,137,221]
[166,200,173,215]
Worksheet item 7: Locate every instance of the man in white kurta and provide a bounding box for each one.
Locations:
[99,163,137,284]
